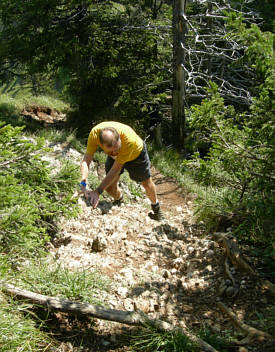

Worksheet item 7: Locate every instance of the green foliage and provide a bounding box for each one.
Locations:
[129,326,199,352]
[0,0,172,135]
[227,22,273,86]
[250,0,275,32]
[182,23,274,247]
[184,78,274,246]
[147,143,198,196]
[0,93,24,127]
[254,305,275,336]
[199,327,234,352]
[0,123,79,257]
[0,89,70,132]
[128,325,234,351]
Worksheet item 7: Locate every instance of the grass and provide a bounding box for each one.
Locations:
[128,326,199,352]
[0,300,56,352]
[126,325,236,352]
[0,81,70,131]
[0,255,110,351]
[147,145,201,198]
[0,254,55,350]
[0,92,69,116]
[7,257,110,305]
[30,127,86,153]
[198,327,235,352]
[250,305,275,336]
[0,78,70,112]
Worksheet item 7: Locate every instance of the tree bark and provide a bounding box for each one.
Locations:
[1,281,218,352]
[218,301,274,343]
[172,0,187,151]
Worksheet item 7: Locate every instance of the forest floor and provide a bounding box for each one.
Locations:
[22,107,275,351]
[44,142,274,352]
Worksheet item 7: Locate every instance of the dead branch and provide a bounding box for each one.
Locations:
[217,301,274,344]
[222,235,254,275]
[224,256,236,288]
[215,233,275,297]
[1,282,218,352]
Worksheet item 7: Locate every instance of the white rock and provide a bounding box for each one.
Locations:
[173,257,184,269]
[205,249,215,257]
[152,265,159,273]
[187,246,195,254]
[116,286,128,298]
[119,268,134,282]
[124,298,134,311]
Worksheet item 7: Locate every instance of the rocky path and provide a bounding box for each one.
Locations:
[45,142,274,352]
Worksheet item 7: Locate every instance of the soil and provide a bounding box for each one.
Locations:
[23,109,275,352]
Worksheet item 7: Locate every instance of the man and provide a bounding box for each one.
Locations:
[79,121,164,220]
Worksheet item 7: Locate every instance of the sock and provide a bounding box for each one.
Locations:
[114,195,123,201]
[151,201,160,212]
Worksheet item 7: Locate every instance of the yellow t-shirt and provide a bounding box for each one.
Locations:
[86,121,144,164]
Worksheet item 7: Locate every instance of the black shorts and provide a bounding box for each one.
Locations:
[105,142,151,182]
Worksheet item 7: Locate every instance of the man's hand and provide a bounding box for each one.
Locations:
[84,190,100,208]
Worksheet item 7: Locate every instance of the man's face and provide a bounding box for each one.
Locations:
[104,139,121,156]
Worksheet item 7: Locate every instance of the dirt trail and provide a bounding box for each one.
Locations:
[32,135,273,352]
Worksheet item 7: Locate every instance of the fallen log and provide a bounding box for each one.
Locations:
[217,301,274,344]
[1,281,218,352]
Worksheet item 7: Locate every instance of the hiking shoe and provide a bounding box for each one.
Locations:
[112,195,124,206]
[148,211,164,221]
[149,202,164,221]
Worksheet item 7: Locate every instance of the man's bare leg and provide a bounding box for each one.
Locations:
[141,177,164,220]
[141,177,158,204]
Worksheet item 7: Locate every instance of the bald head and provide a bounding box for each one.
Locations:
[99,127,120,148]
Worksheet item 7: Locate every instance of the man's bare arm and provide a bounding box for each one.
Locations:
[80,153,93,191]
[97,159,123,193]
[86,160,123,208]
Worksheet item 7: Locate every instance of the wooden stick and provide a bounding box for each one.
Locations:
[1,282,218,352]
[217,301,273,343]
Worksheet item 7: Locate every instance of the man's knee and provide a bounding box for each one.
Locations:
[105,178,120,193]
[141,177,154,189]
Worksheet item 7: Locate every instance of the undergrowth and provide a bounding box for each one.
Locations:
[128,327,198,352]
[4,258,110,305]
[0,300,55,352]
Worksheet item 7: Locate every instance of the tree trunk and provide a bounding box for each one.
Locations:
[172,0,187,151]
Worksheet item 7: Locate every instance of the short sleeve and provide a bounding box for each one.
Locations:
[86,129,99,155]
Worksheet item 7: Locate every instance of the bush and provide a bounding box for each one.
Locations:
[184,81,274,248]
[0,123,79,257]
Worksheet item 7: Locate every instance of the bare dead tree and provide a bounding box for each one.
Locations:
[170,0,261,149]
[179,0,261,107]
[172,0,187,151]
